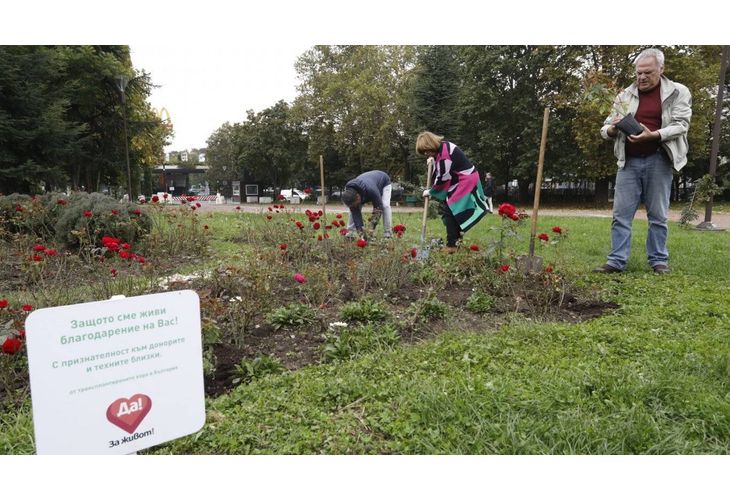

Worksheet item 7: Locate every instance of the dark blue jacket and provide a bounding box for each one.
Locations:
[344,170,391,230]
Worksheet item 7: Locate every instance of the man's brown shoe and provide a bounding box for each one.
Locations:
[592,263,622,273]
[653,264,670,274]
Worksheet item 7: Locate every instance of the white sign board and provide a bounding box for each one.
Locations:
[25,290,205,454]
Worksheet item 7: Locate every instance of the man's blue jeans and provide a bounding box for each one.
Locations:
[607,150,674,270]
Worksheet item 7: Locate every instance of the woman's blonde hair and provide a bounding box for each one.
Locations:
[415,131,444,155]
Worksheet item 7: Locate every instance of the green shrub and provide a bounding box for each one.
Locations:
[466,290,496,314]
[266,304,318,330]
[322,323,400,362]
[340,298,389,324]
[230,356,285,385]
[408,297,448,322]
[53,192,152,249]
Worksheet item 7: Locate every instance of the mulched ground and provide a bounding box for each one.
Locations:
[194,277,618,398]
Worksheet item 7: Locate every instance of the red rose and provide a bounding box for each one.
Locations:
[304,187,312,194]
[552,226,562,234]
[545,265,554,273]
[44,248,57,256]
[510,213,519,221]
[317,235,323,241]
[293,273,306,283]
[277,194,285,200]
[339,228,348,236]
[195,202,201,208]
[499,264,510,273]
[313,222,321,230]
[236,206,241,210]
[33,244,46,252]
[111,209,119,215]
[411,247,418,258]
[295,221,304,229]
[15,204,24,212]
[538,233,548,241]
[31,254,43,262]
[110,268,117,277]
[83,210,93,218]
[57,199,67,205]
[2,337,23,355]
[469,244,479,251]
[132,209,141,215]
[163,193,169,199]
[203,225,209,230]
[0,299,8,308]
[497,203,516,217]
[336,213,343,219]
[356,239,367,248]
[151,195,159,203]
[22,304,33,312]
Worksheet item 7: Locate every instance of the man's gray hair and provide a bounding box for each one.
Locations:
[635,48,665,69]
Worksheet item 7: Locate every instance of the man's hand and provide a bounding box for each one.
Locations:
[627,123,661,143]
[607,116,622,138]
[423,189,431,198]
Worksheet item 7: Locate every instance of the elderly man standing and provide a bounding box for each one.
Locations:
[593,48,692,275]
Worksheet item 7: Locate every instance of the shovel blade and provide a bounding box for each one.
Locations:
[516,255,544,274]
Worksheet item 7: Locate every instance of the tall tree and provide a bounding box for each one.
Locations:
[0,46,83,193]
[293,45,418,183]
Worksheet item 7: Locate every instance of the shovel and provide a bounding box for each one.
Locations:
[517,107,550,274]
[416,158,434,260]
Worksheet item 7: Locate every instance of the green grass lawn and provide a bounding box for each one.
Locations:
[2,212,729,454]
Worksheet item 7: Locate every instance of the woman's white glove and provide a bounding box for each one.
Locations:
[422,189,431,197]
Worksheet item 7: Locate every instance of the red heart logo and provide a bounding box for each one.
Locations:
[106,394,152,433]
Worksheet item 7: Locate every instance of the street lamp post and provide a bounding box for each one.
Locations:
[116,75,133,199]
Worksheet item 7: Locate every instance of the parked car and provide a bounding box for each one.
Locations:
[280,189,310,201]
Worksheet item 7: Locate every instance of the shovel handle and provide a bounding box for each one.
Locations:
[529,107,550,258]
[420,159,434,243]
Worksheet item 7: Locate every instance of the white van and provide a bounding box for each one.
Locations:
[280,189,310,201]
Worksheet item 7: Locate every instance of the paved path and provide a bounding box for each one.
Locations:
[192,201,730,229]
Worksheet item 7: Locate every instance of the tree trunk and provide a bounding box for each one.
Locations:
[594,176,611,207]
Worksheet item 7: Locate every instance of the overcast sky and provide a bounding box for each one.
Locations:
[130,44,311,153]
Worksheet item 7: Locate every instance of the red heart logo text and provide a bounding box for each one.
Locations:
[106,394,152,433]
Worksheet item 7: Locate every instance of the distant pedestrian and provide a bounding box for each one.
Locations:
[483,172,495,213]
[593,48,691,275]
[341,170,393,239]
[416,131,488,252]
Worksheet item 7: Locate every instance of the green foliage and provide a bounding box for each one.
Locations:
[466,290,496,314]
[266,304,318,331]
[0,45,169,196]
[339,298,389,324]
[679,174,725,225]
[230,356,285,385]
[52,192,152,249]
[407,296,448,322]
[322,323,400,362]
